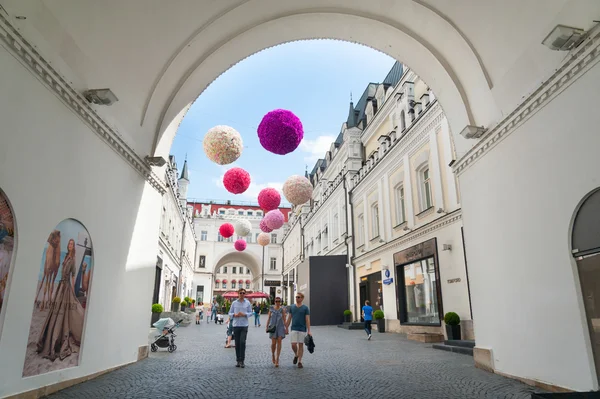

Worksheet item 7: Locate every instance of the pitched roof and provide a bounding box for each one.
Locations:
[179,160,189,181]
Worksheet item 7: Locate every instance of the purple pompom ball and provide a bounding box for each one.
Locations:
[257,109,304,155]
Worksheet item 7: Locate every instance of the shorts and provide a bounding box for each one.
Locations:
[290,330,307,343]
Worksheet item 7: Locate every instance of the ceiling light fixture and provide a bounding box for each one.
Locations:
[83,88,119,106]
[542,25,585,51]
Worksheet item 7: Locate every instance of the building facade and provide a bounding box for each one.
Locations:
[153,157,197,311]
[190,201,291,308]
[282,62,473,339]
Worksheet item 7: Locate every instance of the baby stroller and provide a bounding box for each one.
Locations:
[216,313,224,324]
[150,318,183,353]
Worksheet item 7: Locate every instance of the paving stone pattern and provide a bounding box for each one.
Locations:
[48,316,542,399]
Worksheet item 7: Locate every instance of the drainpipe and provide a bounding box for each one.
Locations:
[178,217,186,298]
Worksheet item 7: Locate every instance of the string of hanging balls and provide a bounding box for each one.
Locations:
[203,109,314,252]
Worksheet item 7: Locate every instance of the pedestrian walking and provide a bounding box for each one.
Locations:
[362,300,373,340]
[228,288,253,368]
[253,302,261,327]
[211,301,217,322]
[285,292,311,369]
[224,316,235,348]
[266,297,288,367]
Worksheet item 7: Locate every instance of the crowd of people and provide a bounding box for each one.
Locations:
[195,288,311,368]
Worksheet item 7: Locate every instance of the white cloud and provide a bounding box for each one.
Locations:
[299,135,336,163]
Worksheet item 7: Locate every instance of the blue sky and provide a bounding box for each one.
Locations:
[171,40,395,204]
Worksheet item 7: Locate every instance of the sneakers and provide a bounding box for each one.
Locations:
[236,361,240,368]
[297,362,303,368]
[368,334,372,340]
[293,356,298,365]
[240,362,245,368]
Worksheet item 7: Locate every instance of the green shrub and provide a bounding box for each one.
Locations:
[184,296,192,303]
[444,312,460,326]
[191,299,195,304]
[374,310,385,320]
[180,300,188,307]
[172,296,181,304]
[343,309,352,316]
[151,303,163,313]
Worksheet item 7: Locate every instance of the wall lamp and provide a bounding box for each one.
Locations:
[460,125,486,139]
[542,25,585,51]
[82,88,119,106]
[436,208,446,214]
[403,226,412,232]
[442,244,452,252]
[145,156,167,167]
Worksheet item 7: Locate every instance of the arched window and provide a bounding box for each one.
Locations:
[232,281,236,289]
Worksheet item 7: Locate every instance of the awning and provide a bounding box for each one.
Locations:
[215,279,220,283]
[238,279,243,283]
[222,279,228,283]
[245,279,251,284]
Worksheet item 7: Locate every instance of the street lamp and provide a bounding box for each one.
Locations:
[261,245,265,293]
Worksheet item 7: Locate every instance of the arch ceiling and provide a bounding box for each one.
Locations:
[213,251,262,278]
[3,0,597,159]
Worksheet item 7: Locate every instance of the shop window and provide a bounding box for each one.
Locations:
[401,257,439,324]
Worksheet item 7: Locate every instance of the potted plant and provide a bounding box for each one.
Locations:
[374,310,385,333]
[172,296,181,312]
[190,299,196,309]
[151,303,163,326]
[180,300,188,312]
[444,312,461,340]
[343,309,352,323]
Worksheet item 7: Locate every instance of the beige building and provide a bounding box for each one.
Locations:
[349,67,472,339]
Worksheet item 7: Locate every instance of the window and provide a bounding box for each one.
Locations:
[219,210,225,215]
[247,268,250,274]
[395,185,406,225]
[223,266,227,274]
[226,236,233,243]
[270,257,277,271]
[248,211,253,216]
[400,110,406,131]
[357,214,365,246]
[238,211,244,215]
[246,283,250,289]
[200,230,207,241]
[232,281,236,289]
[198,255,206,268]
[222,282,227,289]
[255,233,260,243]
[247,234,253,244]
[401,257,439,324]
[215,282,219,289]
[420,167,433,210]
[371,203,379,237]
[332,214,338,240]
[271,233,277,244]
[232,267,237,274]
[217,233,224,242]
[256,211,263,217]
[228,209,235,215]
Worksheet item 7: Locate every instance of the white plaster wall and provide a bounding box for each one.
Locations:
[0,48,159,397]
[459,63,600,391]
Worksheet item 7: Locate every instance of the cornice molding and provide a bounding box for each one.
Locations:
[454,25,600,176]
[0,14,166,195]
[353,210,462,263]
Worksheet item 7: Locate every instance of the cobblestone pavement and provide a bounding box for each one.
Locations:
[48,316,541,399]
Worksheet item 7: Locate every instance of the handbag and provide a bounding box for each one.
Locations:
[266,324,276,334]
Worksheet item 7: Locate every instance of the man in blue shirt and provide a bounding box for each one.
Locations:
[285,292,311,368]
[362,300,373,340]
[228,288,253,367]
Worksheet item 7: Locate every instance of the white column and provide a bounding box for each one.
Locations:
[403,154,416,227]
[377,178,386,241]
[362,193,369,250]
[440,117,459,208]
[429,129,445,210]
[382,173,393,240]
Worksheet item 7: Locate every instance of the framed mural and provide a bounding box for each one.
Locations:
[0,189,16,337]
[23,219,94,377]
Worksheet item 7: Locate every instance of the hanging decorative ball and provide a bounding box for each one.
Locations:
[234,239,247,251]
[259,218,273,233]
[223,167,251,194]
[235,219,252,237]
[257,109,304,155]
[257,232,270,246]
[203,125,243,165]
[282,175,313,206]
[264,209,285,230]
[258,188,281,212]
[219,223,235,238]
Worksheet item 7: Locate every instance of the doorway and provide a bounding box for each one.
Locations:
[572,188,600,381]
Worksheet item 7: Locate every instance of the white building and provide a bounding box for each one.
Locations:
[153,157,197,310]
[191,201,292,308]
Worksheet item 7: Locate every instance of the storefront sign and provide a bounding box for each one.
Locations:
[264,280,281,287]
[383,278,394,285]
[393,238,437,265]
[447,278,461,284]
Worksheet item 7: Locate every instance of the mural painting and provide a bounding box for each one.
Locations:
[0,190,16,336]
[23,219,94,377]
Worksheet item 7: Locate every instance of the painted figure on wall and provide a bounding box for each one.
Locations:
[0,190,16,336]
[23,219,94,377]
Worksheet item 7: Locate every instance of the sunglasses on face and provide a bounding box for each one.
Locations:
[295,296,302,299]
[275,300,281,302]
[239,292,246,295]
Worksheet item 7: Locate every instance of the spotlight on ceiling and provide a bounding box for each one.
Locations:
[145,156,167,167]
[82,88,119,106]
[542,25,585,51]
[460,125,486,140]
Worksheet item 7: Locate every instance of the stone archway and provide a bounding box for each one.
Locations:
[213,250,262,283]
